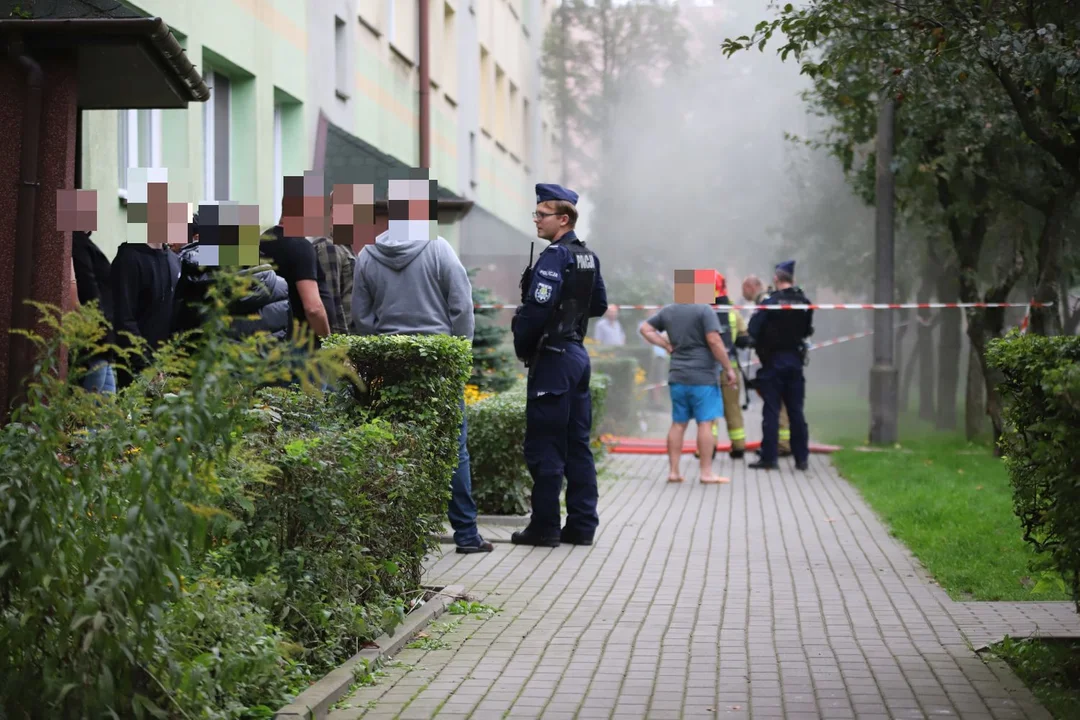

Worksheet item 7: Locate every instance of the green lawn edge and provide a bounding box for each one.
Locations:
[805,393,1069,603]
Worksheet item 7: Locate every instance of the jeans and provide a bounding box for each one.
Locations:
[82,361,116,394]
[448,396,481,546]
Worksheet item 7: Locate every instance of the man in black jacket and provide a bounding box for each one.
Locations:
[111,238,180,387]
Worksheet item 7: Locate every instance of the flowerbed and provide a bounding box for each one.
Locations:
[0,290,471,718]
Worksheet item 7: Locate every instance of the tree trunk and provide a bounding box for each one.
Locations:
[965,339,986,441]
[1029,186,1077,336]
[900,329,919,417]
[936,274,962,431]
[895,308,911,413]
[917,270,936,422]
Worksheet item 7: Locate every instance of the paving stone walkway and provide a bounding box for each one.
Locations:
[331,452,1080,720]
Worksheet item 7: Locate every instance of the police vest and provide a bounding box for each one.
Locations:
[545,239,597,343]
[756,287,813,356]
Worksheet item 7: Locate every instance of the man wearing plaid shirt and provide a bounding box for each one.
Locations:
[310,236,356,335]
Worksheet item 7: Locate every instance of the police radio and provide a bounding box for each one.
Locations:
[519,242,535,304]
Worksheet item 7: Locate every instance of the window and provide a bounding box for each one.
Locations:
[203,71,232,201]
[358,0,383,35]
[469,131,477,189]
[494,65,507,144]
[479,47,492,132]
[509,81,519,158]
[387,0,396,45]
[117,109,161,198]
[523,98,531,166]
[335,16,349,99]
[442,3,457,99]
[273,104,284,217]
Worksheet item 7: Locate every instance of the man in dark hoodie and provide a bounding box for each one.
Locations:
[111,235,181,387]
[351,175,491,555]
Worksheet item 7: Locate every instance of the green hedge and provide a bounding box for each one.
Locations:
[988,333,1080,609]
[0,291,473,718]
[468,373,610,515]
[589,356,638,433]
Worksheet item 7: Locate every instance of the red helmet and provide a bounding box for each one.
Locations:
[714,271,728,299]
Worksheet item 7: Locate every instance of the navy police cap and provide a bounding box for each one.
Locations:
[775,260,796,275]
[536,183,579,205]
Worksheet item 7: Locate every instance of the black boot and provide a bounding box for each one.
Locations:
[560,527,594,546]
[729,448,745,459]
[748,460,779,470]
[795,460,809,471]
[511,526,561,547]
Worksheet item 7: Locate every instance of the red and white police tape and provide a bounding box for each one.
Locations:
[638,327,886,392]
[475,301,1051,311]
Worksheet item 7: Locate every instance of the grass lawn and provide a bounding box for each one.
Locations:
[806,388,1069,602]
[989,637,1080,720]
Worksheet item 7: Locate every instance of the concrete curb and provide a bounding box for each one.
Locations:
[273,584,465,720]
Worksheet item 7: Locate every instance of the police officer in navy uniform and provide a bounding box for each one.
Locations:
[747,260,813,471]
[511,183,608,547]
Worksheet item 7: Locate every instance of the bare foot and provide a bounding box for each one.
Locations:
[700,474,731,484]
[667,473,684,483]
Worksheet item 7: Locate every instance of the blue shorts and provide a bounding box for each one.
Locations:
[669,383,723,424]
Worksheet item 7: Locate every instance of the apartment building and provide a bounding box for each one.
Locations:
[80,0,562,261]
[80,0,308,259]
[307,0,564,253]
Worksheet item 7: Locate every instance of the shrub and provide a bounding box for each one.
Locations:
[467,373,610,515]
[148,573,308,719]
[325,333,472,490]
[987,333,1080,609]
[0,295,339,718]
[212,390,439,672]
[589,356,638,433]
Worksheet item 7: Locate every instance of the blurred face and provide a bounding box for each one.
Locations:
[533,201,568,242]
[742,277,761,302]
[604,305,618,321]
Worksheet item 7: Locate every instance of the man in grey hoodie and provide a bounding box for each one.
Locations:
[351,175,492,555]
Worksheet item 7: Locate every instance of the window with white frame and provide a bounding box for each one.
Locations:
[203,71,232,201]
[117,109,162,198]
[273,104,284,217]
[335,16,349,98]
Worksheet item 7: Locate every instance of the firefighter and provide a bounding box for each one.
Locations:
[712,273,748,459]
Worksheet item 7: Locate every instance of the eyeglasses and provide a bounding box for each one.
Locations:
[532,211,562,220]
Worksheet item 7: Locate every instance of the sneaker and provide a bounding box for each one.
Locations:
[560,528,594,546]
[511,527,561,547]
[456,537,494,554]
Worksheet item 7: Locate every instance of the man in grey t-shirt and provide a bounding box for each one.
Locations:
[641,289,737,484]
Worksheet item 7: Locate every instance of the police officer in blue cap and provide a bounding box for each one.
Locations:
[747,260,813,471]
[510,183,608,547]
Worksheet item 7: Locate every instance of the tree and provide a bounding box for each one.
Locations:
[469,270,517,392]
[541,0,689,191]
[722,1,1071,443]
[724,0,1080,336]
